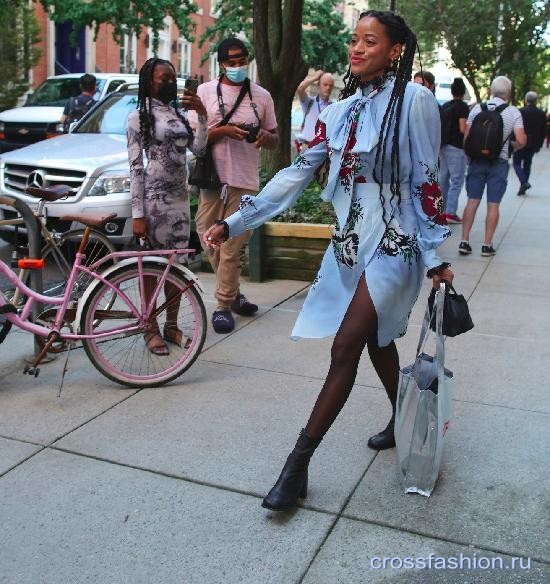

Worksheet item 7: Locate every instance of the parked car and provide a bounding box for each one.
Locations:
[0,81,195,246]
[0,73,139,153]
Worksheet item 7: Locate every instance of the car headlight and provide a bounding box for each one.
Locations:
[55,123,64,133]
[88,174,131,196]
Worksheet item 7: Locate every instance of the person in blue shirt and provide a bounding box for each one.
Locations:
[204,10,454,512]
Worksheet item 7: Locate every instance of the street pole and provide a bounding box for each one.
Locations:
[390,0,396,11]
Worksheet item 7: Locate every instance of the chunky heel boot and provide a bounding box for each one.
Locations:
[367,415,395,450]
[262,430,322,511]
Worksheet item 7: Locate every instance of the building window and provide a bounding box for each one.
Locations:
[119,33,137,73]
[149,18,171,60]
[177,39,192,77]
[209,53,220,80]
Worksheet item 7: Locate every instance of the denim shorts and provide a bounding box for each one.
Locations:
[466,158,509,204]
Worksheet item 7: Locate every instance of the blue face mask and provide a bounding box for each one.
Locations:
[225,66,248,84]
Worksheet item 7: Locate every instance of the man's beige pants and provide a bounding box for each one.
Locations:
[195,186,256,310]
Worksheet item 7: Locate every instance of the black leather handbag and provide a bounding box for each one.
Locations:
[428,283,474,337]
[188,145,222,190]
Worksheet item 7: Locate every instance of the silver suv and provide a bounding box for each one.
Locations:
[0,79,198,244]
[0,82,195,245]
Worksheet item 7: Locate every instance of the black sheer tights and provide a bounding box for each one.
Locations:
[304,275,400,439]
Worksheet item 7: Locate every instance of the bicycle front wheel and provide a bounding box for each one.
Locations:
[80,262,207,387]
[41,229,116,299]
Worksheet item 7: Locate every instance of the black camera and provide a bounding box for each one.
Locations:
[239,123,261,143]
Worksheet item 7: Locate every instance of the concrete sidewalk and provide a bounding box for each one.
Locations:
[1,151,549,583]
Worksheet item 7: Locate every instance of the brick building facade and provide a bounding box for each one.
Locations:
[31,0,220,89]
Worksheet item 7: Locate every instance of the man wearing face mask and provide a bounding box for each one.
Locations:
[189,37,279,334]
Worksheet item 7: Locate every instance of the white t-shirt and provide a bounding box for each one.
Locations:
[299,94,332,143]
[467,97,523,160]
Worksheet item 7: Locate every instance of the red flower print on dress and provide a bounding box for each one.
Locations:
[421,182,447,225]
[308,120,327,149]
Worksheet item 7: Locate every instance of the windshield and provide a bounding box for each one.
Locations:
[26,78,105,107]
[75,91,138,134]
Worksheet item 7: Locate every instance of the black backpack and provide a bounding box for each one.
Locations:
[63,96,95,132]
[464,102,508,161]
[440,100,456,146]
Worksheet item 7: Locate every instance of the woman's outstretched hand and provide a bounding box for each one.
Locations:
[432,267,454,289]
[203,223,227,248]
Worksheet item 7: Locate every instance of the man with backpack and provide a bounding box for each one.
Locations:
[513,91,546,196]
[60,74,97,133]
[459,76,526,257]
[439,78,469,224]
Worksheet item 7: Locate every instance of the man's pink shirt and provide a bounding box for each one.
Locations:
[188,79,277,192]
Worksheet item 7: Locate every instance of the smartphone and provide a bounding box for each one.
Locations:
[184,78,199,93]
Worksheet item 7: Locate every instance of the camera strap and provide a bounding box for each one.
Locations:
[216,79,261,127]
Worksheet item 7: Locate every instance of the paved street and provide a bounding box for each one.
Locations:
[0,150,549,583]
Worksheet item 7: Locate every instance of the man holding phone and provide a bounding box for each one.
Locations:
[188,37,279,334]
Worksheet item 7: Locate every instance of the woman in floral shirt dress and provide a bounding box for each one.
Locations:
[204,11,454,511]
[127,58,208,355]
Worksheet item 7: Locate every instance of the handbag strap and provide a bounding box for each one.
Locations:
[416,283,446,381]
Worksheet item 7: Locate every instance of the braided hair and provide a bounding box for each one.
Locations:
[340,11,419,223]
[136,57,194,152]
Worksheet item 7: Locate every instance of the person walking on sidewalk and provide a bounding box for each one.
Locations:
[439,78,469,223]
[296,70,335,148]
[127,58,208,354]
[513,91,546,196]
[60,74,97,132]
[459,76,526,258]
[189,38,279,334]
[203,11,453,511]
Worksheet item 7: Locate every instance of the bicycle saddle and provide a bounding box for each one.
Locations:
[26,184,74,201]
[59,212,118,228]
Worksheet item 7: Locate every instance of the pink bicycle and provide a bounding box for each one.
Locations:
[0,194,207,388]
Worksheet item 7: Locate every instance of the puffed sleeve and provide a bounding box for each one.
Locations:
[225,122,329,237]
[127,111,145,219]
[408,87,451,270]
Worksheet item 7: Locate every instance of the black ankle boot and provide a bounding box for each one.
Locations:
[262,430,322,511]
[367,415,396,450]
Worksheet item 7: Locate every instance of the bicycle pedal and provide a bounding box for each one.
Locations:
[23,365,40,377]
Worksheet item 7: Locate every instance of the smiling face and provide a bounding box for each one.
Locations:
[151,62,176,98]
[348,16,402,82]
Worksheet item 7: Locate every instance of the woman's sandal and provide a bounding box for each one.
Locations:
[164,325,191,349]
[144,325,170,356]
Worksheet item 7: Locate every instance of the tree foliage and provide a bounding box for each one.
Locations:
[38,0,198,49]
[200,0,349,74]
[0,0,41,111]
[372,0,550,102]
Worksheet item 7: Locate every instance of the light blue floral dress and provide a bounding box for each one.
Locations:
[225,75,451,346]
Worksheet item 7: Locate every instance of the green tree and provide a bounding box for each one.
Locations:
[375,0,550,103]
[201,0,349,176]
[37,0,198,49]
[0,1,41,111]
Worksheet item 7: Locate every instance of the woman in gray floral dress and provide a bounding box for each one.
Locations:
[127,58,208,354]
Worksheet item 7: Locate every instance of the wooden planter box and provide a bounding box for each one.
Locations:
[262,222,333,281]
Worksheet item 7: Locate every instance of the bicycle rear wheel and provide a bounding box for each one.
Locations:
[41,229,116,299]
[80,262,206,387]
